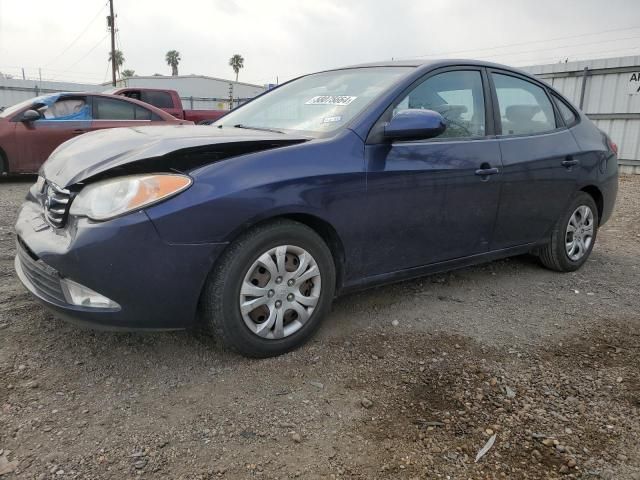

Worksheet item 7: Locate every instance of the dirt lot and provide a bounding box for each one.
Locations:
[1,176,639,480]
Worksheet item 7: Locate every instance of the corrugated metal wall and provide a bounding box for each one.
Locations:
[523,55,640,172]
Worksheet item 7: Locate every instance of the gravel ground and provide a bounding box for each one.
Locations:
[0,175,639,479]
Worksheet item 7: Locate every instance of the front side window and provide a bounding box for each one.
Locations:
[492,73,556,136]
[394,70,486,138]
[215,67,413,136]
[94,97,136,120]
[43,98,90,120]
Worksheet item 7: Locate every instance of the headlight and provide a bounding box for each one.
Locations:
[69,173,192,221]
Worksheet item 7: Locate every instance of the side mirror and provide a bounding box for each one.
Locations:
[20,109,41,122]
[384,109,446,141]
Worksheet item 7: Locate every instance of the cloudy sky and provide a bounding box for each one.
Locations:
[1,0,639,86]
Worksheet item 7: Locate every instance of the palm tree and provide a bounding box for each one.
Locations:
[229,54,244,82]
[108,50,125,79]
[165,50,181,76]
[121,69,135,78]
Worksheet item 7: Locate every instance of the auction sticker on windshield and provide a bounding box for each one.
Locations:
[306,95,357,106]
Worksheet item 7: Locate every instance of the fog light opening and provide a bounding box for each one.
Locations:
[60,278,119,309]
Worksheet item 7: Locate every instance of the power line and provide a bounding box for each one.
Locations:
[52,32,110,80]
[403,24,640,59]
[0,65,107,77]
[103,60,111,83]
[44,1,108,67]
[476,33,640,61]
[115,27,125,74]
[511,45,640,67]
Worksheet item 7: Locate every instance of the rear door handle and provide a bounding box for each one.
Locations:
[562,158,579,168]
[475,167,499,176]
[72,129,86,135]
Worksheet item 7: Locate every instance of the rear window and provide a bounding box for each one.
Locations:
[141,91,174,109]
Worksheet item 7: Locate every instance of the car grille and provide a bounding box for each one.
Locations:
[43,181,71,228]
[16,237,67,304]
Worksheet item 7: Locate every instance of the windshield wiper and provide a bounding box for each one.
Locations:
[233,124,284,134]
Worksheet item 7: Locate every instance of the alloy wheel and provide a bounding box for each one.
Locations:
[565,205,594,261]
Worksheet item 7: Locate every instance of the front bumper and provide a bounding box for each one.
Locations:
[14,199,227,330]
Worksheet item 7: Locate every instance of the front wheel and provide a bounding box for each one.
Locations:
[200,219,336,357]
[538,192,599,272]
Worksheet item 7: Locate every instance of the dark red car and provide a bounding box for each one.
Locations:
[0,92,190,174]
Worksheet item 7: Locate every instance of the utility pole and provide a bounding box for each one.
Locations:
[108,0,117,86]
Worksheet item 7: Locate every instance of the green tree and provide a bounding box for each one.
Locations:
[108,50,125,78]
[229,54,244,82]
[121,69,135,78]
[165,50,181,76]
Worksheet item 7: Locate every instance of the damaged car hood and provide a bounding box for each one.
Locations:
[41,125,310,188]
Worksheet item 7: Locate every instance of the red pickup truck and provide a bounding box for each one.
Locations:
[112,88,227,124]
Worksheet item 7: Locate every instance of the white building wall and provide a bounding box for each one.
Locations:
[0,77,97,109]
[108,75,265,103]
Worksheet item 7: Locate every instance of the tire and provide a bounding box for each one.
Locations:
[538,192,599,272]
[200,219,336,358]
[0,151,7,176]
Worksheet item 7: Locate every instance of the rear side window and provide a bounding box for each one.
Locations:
[94,97,136,120]
[551,92,577,126]
[141,91,174,109]
[134,105,152,120]
[492,73,556,136]
[394,70,486,138]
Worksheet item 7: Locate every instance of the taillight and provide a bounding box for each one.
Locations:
[607,137,618,156]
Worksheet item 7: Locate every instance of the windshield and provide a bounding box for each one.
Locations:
[0,97,47,118]
[215,67,413,136]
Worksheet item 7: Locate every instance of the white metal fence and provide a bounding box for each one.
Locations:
[0,78,99,109]
[0,78,248,112]
[523,55,640,174]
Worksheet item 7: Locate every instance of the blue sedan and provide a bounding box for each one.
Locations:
[14,60,618,357]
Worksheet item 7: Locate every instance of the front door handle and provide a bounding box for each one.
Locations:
[562,157,579,168]
[72,129,86,135]
[475,167,499,176]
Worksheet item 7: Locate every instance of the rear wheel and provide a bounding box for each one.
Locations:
[200,219,336,357]
[538,192,599,272]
